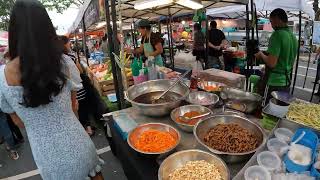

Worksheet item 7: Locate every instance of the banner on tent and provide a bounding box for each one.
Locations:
[84,0,105,29]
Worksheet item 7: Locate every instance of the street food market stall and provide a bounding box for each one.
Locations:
[67,1,320,179]
[68,0,252,109]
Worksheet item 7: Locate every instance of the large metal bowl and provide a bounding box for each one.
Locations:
[158,149,230,180]
[186,91,219,107]
[170,105,213,133]
[127,123,180,156]
[126,79,190,116]
[194,115,267,163]
[220,87,262,113]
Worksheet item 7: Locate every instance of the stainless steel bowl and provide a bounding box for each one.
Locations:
[194,115,266,163]
[126,79,190,116]
[158,149,230,180]
[220,87,262,113]
[170,105,213,133]
[127,123,181,156]
[198,80,226,92]
[186,91,219,106]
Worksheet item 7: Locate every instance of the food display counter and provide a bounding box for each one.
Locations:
[103,107,269,180]
[99,67,320,180]
[104,106,320,180]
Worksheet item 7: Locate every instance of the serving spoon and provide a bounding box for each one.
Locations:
[152,69,191,103]
[178,112,211,123]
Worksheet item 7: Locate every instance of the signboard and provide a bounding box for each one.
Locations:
[312,21,320,45]
[84,0,99,28]
[83,0,106,29]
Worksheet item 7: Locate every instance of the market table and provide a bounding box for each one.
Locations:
[103,107,269,180]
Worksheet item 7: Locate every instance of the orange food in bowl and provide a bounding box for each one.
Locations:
[134,129,176,153]
[204,85,220,92]
[176,111,202,125]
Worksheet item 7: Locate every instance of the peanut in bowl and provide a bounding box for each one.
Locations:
[158,149,230,180]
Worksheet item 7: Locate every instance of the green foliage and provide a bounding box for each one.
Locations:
[0,0,84,31]
[0,0,14,30]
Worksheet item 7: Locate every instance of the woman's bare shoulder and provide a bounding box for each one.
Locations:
[5,58,21,86]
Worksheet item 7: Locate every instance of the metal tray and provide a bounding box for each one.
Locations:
[285,100,320,132]
[233,118,320,180]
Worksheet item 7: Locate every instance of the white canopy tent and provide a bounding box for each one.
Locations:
[68,0,250,34]
[206,0,315,19]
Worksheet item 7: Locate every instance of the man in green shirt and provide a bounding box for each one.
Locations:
[255,8,298,102]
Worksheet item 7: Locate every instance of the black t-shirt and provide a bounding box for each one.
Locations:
[208,29,225,57]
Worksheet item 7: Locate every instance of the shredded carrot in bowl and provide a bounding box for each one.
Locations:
[134,129,177,153]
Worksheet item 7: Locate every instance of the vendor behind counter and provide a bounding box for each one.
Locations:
[128,19,164,67]
[254,8,298,105]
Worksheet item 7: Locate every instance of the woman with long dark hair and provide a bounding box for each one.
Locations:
[0,1,104,179]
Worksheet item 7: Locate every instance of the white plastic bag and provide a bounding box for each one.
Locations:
[192,60,203,77]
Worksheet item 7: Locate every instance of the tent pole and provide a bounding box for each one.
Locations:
[205,13,209,70]
[254,4,259,42]
[169,8,175,69]
[104,0,125,110]
[81,17,89,66]
[303,22,313,88]
[245,4,250,91]
[250,0,254,41]
[110,0,125,109]
[118,0,129,91]
[131,20,136,49]
[291,11,302,94]
[250,0,254,76]
[166,15,172,68]
[75,33,81,62]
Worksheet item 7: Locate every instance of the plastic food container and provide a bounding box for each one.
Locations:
[274,128,293,143]
[284,128,318,173]
[267,138,289,157]
[269,98,289,117]
[244,165,271,180]
[257,151,281,171]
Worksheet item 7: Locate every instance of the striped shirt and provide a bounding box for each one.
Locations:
[65,53,87,101]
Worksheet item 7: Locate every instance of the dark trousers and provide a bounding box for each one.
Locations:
[78,97,91,128]
[0,112,15,148]
[316,62,320,92]
[207,56,222,69]
[6,115,23,143]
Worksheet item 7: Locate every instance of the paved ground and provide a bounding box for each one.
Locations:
[1,52,319,180]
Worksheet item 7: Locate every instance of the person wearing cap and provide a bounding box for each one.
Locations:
[131,19,164,66]
[255,8,298,103]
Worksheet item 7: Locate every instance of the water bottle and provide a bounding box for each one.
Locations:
[147,56,157,80]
